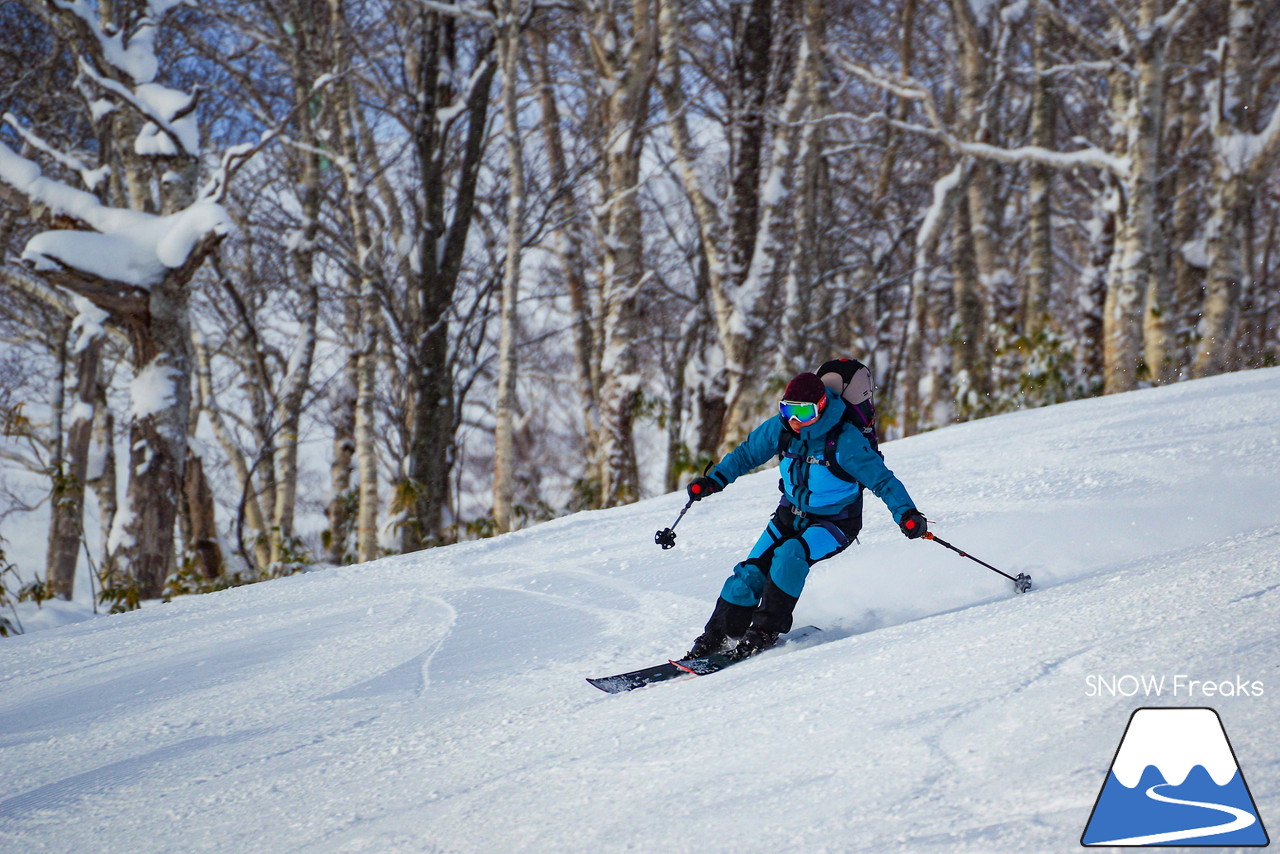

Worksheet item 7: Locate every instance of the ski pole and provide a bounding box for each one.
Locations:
[655,498,694,550]
[923,532,1033,593]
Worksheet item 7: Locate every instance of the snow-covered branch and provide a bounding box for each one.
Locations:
[829,56,1130,179]
[1,263,73,316]
[47,0,162,83]
[1156,0,1212,41]
[416,0,495,24]
[916,160,967,252]
[0,267,127,352]
[0,139,229,290]
[952,140,1130,177]
[1217,100,1280,178]
[1026,0,1118,63]
[0,138,136,233]
[2,113,108,191]
[77,61,201,157]
[831,56,949,143]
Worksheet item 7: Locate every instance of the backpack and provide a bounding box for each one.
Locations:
[816,357,878,452]
[776,357,881,485]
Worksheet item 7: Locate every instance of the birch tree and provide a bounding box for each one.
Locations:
[382,2,497,549]
[45,305,106,597]
[1024,2,1057,339]
[189,0,333,572]
[1192,0,1280,376]
[658,0,812,451]
[840,0,1209,396]
[326,0,383,562]
[586,0,655,505]
[0,0,229,601]
[492,0,530,532]
[944,0,1007,415]
[529,24,603,500]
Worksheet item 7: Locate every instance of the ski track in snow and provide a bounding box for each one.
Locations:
[0,369,1278,852]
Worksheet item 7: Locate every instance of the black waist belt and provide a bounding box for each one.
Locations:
[779,495,858,522]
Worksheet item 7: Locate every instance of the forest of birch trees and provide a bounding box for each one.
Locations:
[1,0,1277,615]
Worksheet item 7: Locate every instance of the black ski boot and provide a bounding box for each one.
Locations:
[683,631,731,660]
[684,597,754,659]
[728,627,780,661]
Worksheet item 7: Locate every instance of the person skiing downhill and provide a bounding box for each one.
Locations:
[683,368,928,661]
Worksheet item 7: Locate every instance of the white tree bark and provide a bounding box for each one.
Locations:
[589,0,654,506]
[1193,0,1258,377]
[531,28,602,496]
[492,0,526,533]
[328,0,381,562]
[0,1,227,600]
[1025,3,1056,337]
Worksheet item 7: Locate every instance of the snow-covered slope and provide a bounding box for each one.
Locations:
[2,369,1278,853]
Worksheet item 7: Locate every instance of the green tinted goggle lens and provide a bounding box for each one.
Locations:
[779,400,819,421]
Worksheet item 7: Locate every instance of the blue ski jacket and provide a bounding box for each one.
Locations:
[708,390,917,523]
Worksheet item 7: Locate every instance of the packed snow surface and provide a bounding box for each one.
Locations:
[2,369,1278,852]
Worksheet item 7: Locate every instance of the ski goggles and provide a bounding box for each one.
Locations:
[779,397,825,423]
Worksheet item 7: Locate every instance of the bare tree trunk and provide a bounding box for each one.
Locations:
[1024,3,1056,337]
[1079,175,1117,395]
[871,0,918,214]
[902,162,966,435]
[193,333,270,569]
[1193,0,1256,377]
[1168,69,1205,371]
[592,0,655,506]
[123,277,196,598]
[354,326,379,562]
[41,332,70,599]
[1135,0,1173,385]
[493,1,526,533]
[87,392,116,572]
[182,451,222,580]
[329,0,382,562]
[1101,60,1146,395]
[657,0,732,455]
[269,276,319,564]
[46,330,103,599]
[659,0,809,450]
[326,344,357,565]
[777,51,824,371]
[530,29,602,492]
[397,8,496,549]
[44,324,69,596]
[269,53,326,561]
[951,187,988,417]
[946,0,999,413]
[715,0,782,449]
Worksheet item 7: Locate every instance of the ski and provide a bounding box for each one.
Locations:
[586,626,822,694]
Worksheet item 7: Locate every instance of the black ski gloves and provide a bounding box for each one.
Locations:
[900,509,928,539]
[687,475,723,502]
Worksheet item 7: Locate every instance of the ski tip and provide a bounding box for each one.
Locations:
[586,676,628,694]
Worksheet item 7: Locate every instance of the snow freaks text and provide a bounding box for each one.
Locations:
[1085,675,1265,699]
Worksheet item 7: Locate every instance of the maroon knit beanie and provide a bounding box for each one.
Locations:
[782,372,826,403]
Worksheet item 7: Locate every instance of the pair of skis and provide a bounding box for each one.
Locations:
[587,626,822,693]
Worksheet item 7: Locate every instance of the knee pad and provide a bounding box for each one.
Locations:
[720,560,767,606]
[769,539,811,598]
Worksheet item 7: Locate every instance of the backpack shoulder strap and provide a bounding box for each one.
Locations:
[823,418,861,484]
[775,416,793,461]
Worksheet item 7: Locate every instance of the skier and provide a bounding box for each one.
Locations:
[683,370,928,660]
